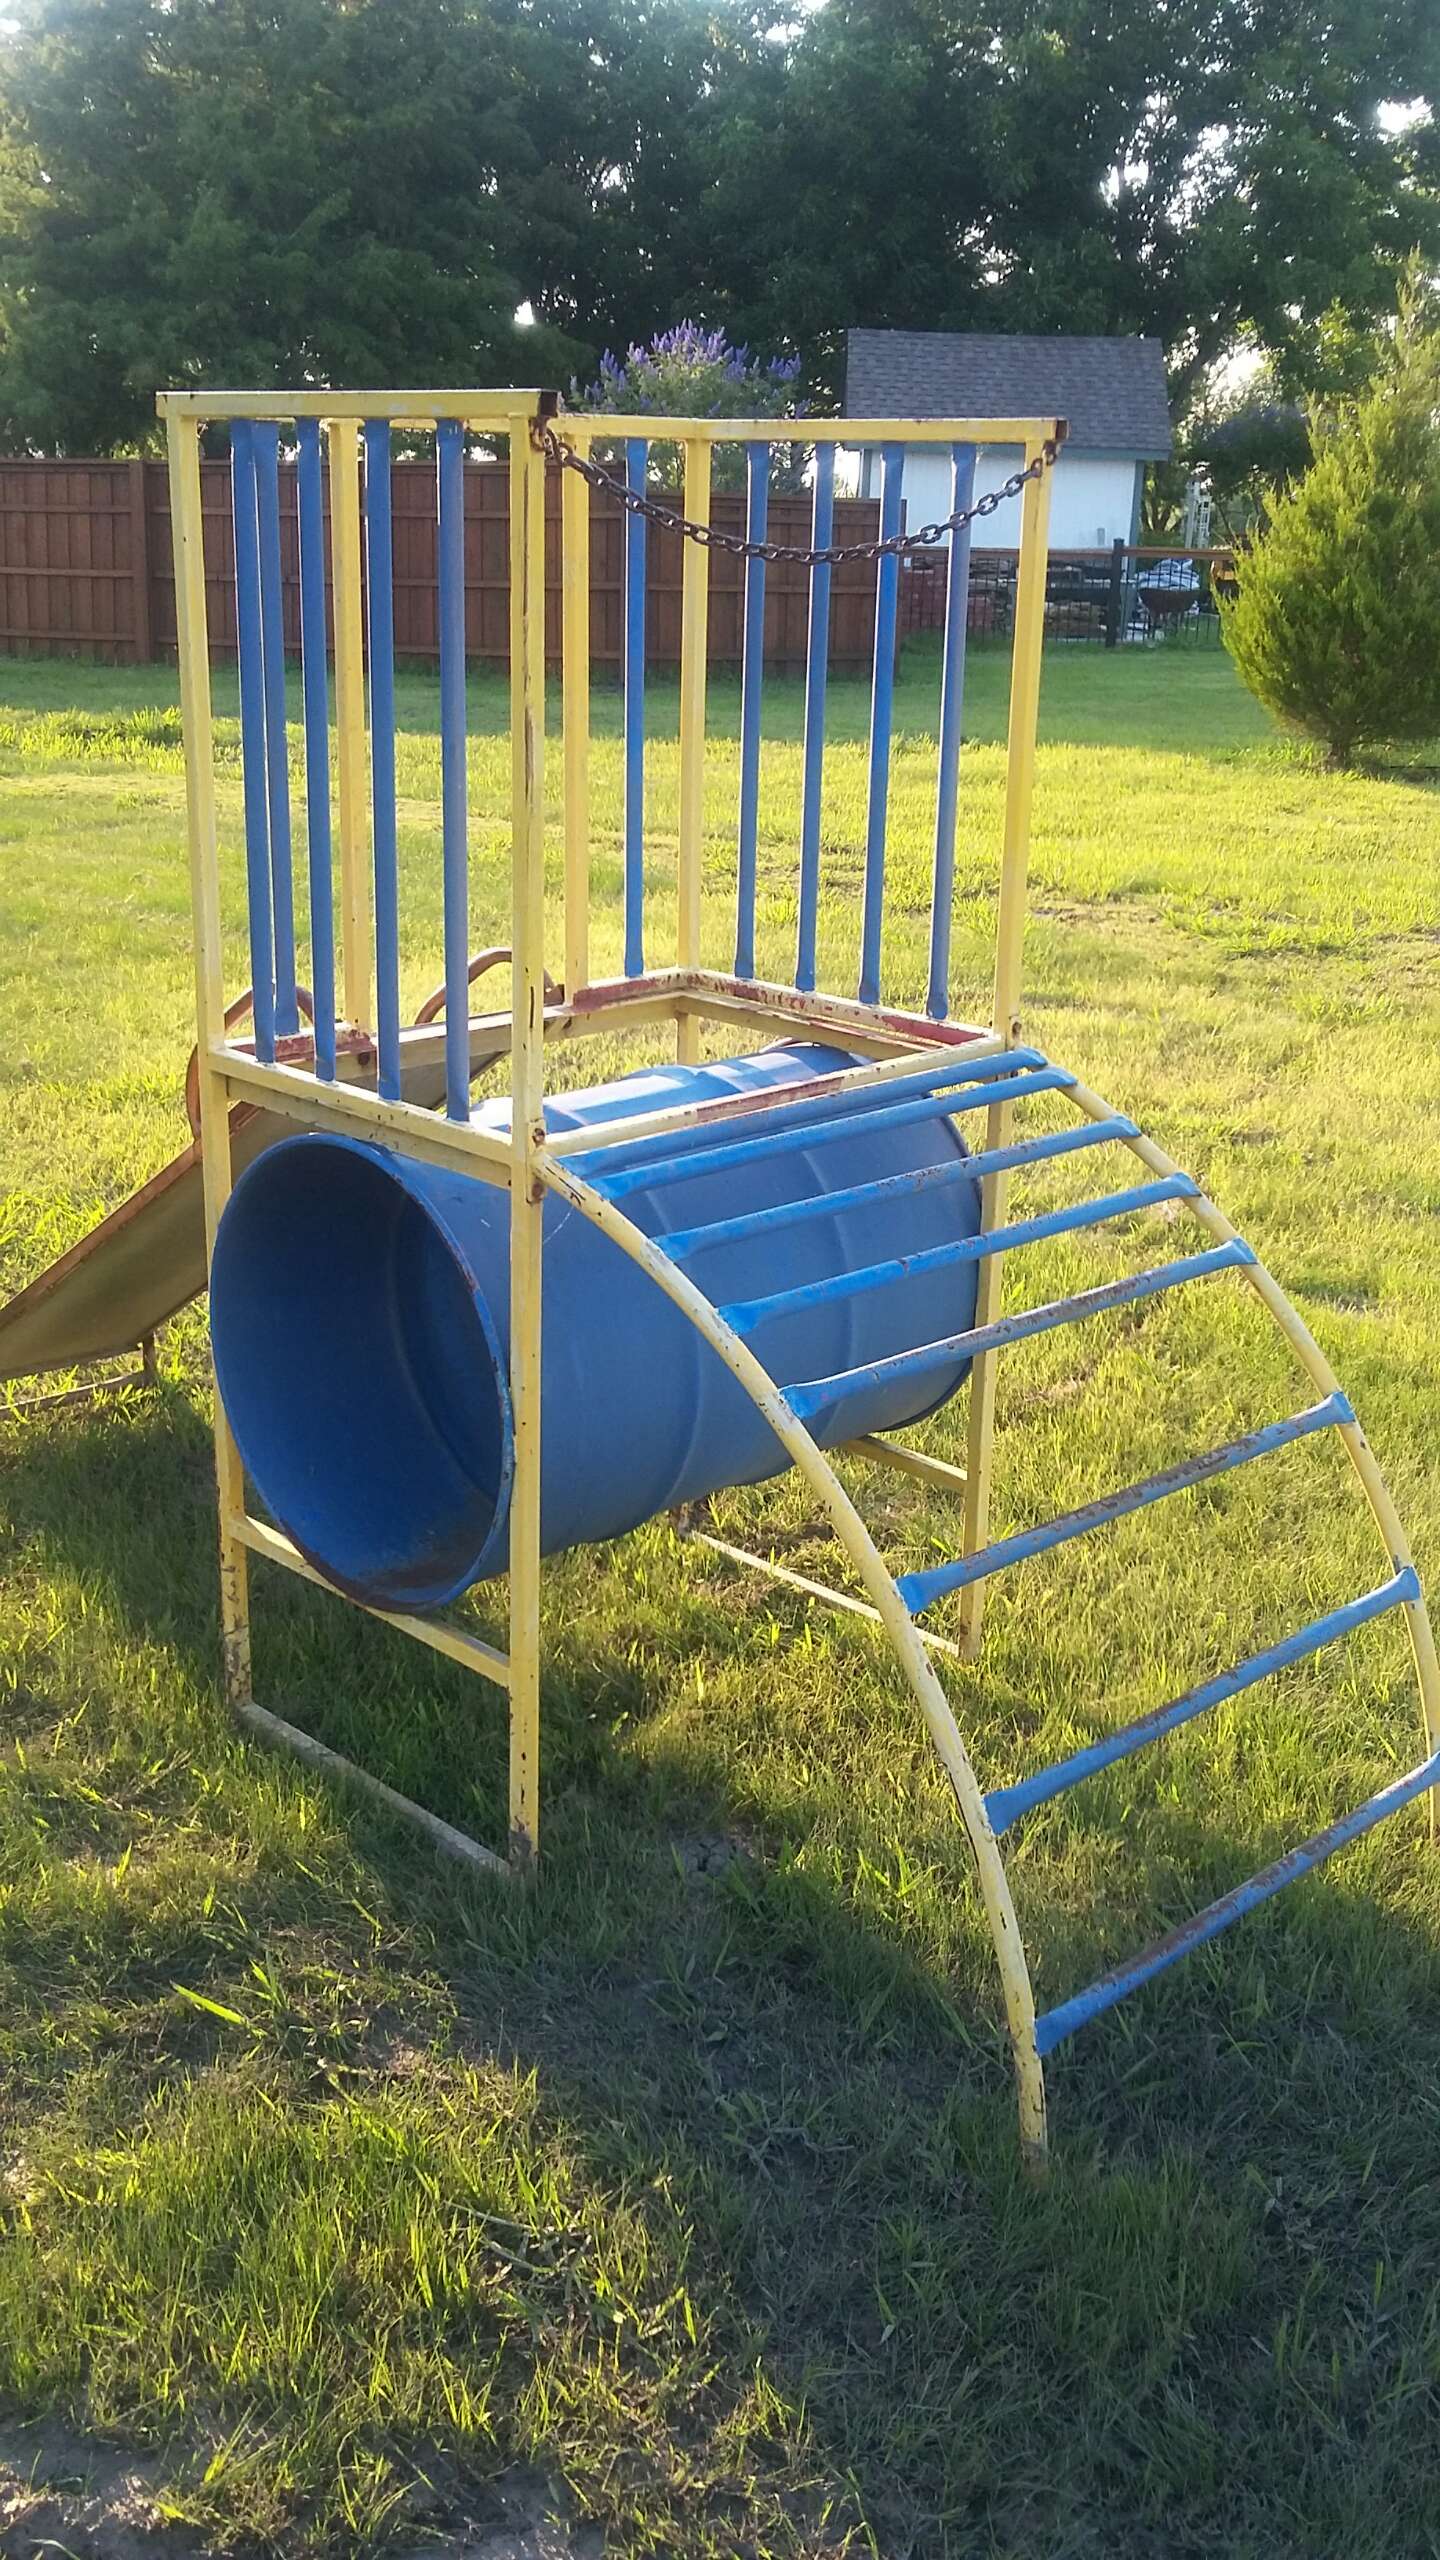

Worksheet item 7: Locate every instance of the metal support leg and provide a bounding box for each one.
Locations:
[507,413,548,1868]
[168,409,254,1714]
[957,439,1053,1658]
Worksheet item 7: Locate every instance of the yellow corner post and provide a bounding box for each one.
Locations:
[676,437,712,1060]
[958,435,1055,1660]
[165,409,251,1708]
[507,411,548,1865]
[561,432,591,999]
[326,420,373,1030]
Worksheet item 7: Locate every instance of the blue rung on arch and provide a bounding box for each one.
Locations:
[896,1394,1354,1616]
[659,1114,1139,1263]
[229,423,277,1063]
[726,1178,1208,1337]
[795,442,835,993]
[363,420,401,1102]
[437,421,470,1123]
[574,1044,1046,1187]
[735,443,769,978]
[623,438,648,977]
[927,444,977,1021]
[858,444,905,1007]
[587,1062,1069,1204]
[294,420,336,1080]
[782,1241,1247,1423]
[986,1568,1422,1837]
[1034,1732,1440,2056]
[253,424,299,1039]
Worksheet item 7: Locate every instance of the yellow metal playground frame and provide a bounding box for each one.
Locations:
[162,388,1439,2173]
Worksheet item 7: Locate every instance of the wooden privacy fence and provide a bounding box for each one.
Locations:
[0,456,886,674]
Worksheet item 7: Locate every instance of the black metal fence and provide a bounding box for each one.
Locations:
[899,540,1236,650]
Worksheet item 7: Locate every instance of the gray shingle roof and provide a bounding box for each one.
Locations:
[845,330,1173,457]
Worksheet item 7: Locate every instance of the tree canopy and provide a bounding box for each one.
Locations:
[1,0,1436,451]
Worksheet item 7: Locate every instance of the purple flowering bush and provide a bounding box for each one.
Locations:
[571,324,810,489]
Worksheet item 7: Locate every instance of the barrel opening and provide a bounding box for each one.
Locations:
[210,1137,511,1609]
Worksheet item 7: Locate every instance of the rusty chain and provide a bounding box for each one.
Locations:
[533,420,1060,568]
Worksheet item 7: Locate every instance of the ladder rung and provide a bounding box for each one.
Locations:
[660,1114,1139,1262]
[569,1042,1042,1186]
[986,1568,1421,1835]
[587,1064,1071,1202]
[726,1176,1198,1335]
[685,1529,961,1658]
[896,1393,1354,1615]
[1034,1739,1440,2056]
[782,1230,1230,1424]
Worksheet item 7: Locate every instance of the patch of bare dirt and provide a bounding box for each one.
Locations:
[0,2424,606,2559]
[393,2463,606,2556]
[0,2419,209,2560]
[670,1828,753,1880]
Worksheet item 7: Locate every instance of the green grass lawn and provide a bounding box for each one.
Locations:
[2,638,1440,2558]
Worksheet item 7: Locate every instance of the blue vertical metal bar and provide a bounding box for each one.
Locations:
[294,420,336,1081]
[363,420,400,1101]
[437,422,469,1123]
[926,443,976,1021]
[622,438,648,978]
[795,442,835,992]
[858,443,904,1006]
[734,442,769,978]
[229,423,276,1063]
[253,423,298,1037]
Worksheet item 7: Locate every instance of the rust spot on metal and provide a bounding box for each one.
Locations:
[569,970,675,1015]
[185,983,318,1133]
[578,1044,980,1149]
[691,970,986,1050]
[412,948,558,1028]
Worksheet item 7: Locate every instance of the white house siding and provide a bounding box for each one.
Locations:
[854,444,1142,551]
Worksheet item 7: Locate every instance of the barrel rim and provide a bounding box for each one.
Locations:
[212,1129,516,1609]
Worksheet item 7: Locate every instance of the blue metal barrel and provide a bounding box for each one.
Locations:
[209,1044,982,1610]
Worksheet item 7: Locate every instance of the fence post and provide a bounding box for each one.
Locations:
[1106,535,1124,649]
[128,458,154,664]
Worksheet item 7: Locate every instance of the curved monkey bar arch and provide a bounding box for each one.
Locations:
[540,1054,1437,2173]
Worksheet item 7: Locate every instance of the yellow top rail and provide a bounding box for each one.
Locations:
[561,414,1066,448]
[157,387,1066,451]
[156,389,549,423]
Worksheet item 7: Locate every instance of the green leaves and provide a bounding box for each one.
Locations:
[173,1982,253,2031]
[3,0,1438,449]
[0,0,586,451]
[1222,285,1440,765]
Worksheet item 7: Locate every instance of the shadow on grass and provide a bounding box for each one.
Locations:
[1352,755,1440,792]
[6,1389,1440,2557]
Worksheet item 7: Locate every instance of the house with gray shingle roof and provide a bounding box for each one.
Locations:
[845,330,1173,550]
